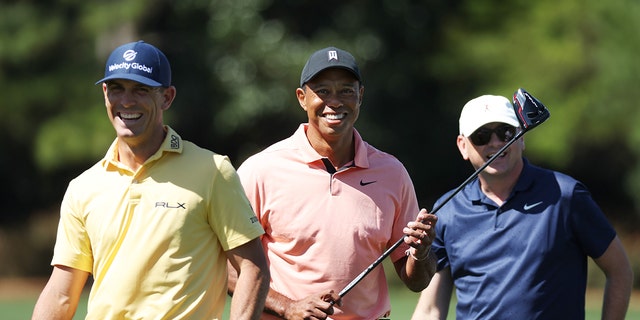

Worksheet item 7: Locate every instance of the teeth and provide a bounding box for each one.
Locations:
[324,113,345,120]
[119,112,142,120]
[488,152,506,158]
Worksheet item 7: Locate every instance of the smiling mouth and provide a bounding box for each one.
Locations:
[323,113,346,120]
[487,151,506,159]
[118,112,142,120]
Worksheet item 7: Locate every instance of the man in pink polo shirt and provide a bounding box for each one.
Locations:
[228,47,437,319]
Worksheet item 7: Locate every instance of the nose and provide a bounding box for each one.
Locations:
[487,131,504,145]
[323,92,343,108]
[119,89,137,107]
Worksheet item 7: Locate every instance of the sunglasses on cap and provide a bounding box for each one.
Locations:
[468,124,517,146]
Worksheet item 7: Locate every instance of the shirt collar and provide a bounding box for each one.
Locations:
[512,157,534,193]
[467,157,533,205]
[100,126,183,170]
[294,123,370,169]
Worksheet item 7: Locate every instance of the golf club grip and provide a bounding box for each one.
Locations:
[331,130,526,304]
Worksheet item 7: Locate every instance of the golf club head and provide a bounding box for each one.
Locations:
[512,88,550,131]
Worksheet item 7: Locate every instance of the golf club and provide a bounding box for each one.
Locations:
[332,88,551,302]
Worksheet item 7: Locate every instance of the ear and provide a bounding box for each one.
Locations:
[456,135,470,160]
[358,84,364,106]
[102,83,108,105]
[160,86,177,111]
[296,87,307,111]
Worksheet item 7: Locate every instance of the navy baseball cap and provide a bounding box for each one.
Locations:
[95,40,171,87]
[300,47,362,87]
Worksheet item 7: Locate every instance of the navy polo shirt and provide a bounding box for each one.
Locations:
[433,158,616,319]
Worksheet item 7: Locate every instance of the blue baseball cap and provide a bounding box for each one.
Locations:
[300,47,362,87]
[95,40,171,87]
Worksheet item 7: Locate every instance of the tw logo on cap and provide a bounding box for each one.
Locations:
[328,50,338,61]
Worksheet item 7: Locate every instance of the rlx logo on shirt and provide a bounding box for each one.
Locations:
[155,202,187,209]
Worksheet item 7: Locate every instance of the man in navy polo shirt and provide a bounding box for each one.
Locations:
[412,95,633,319]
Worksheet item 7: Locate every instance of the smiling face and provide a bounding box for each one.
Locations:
[296,68,364,146]
[102,79,175,147]
[457,122,525,178]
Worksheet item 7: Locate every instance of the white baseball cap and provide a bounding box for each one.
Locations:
[459,95,520,136]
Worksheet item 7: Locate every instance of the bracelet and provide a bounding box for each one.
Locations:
[405,246,431,261]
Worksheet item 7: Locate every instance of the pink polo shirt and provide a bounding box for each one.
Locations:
[237,124,419,319]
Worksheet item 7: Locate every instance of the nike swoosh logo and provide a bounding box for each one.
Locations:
[524,201,543,210]
[360,179,377,186]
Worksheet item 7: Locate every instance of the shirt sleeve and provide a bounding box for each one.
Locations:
[236,155,263,220]
[209,155,264,251]
[389,166,420,263]
[569,182,616,259]
[51,181,94,273]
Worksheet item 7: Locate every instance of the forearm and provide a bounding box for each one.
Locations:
[401,247,437,292]
[601,274,633,320]
[230,264,270,320]
[32,266,87,320]
[411,268,453,320]
[32,287,78,320]
[262,288,294,318]
[595,236,634,320]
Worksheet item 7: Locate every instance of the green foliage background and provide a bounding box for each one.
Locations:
[0,0,638,285]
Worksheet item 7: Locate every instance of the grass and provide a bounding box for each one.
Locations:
[4,259,638,320]
[382,286,640,319]
[3,285,639,319]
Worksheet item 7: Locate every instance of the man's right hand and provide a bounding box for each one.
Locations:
[283,290,341,320]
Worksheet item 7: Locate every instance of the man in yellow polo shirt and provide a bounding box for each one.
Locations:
[229,47,438,319]
[32,41,269,320]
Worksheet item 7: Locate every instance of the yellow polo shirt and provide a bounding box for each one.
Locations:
[52,126,264,319]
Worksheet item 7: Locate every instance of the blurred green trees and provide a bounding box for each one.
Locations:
[1,0,638,267]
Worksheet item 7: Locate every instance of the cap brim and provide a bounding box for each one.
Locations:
[95,73,163,87]
[301,66,361,87]
[462,116,521,136]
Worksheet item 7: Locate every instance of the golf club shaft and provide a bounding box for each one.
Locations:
[335,129,526,300]
[429,128,525,215]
